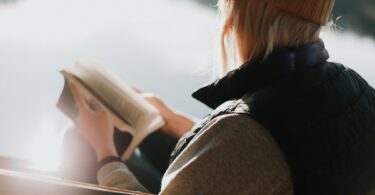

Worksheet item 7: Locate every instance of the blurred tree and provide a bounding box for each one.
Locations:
[0,0,18,3]
[189,0,375,38]
[334,0,375,37]
[191,0,217,7]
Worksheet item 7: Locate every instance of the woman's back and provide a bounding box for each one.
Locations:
[192,40,375,194]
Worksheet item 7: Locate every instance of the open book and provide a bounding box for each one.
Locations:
[57,61,165,160]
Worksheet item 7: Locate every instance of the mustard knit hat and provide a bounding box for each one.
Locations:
[266,0,335,25]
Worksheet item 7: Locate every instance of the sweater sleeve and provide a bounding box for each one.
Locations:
[97,161,149,193]
[159,114,294,195]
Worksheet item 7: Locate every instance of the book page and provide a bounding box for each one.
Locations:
[72,62,160,129]
[58,72,136,134]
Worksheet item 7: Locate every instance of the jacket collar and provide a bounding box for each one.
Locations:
[192,39,330,109]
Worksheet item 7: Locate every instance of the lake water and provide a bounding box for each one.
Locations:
[0,0,374,170]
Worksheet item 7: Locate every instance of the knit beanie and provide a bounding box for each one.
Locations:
[266,0,335,25]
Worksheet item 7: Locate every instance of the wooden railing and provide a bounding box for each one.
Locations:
[0,156,153,195]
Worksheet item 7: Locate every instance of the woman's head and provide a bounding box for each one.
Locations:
[218,0,335,73]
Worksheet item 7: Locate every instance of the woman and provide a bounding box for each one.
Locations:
[68,0,375,194]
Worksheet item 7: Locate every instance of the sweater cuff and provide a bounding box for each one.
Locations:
[98,156,123,168]
[97,161,135,186]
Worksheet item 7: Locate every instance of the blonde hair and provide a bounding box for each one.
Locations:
[218,0,323,74]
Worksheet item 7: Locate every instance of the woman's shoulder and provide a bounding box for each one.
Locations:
[190,113,291,175]
[163,113,293,194]
[177,113,291,173]
[194,114,286,160]
[194,113,276,145]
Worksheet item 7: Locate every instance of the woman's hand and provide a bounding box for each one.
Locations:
[134,88,195,138]
[70,80,118,161]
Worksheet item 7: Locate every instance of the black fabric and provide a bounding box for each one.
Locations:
[139,130,178,174]
[172,40,375,195]
[192,40,329,109]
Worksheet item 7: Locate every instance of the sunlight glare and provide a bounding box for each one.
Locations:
[28,119,62,172]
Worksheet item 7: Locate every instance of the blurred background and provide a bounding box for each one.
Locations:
[0,0,374,171]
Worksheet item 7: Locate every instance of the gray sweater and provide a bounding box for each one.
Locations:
[97,114,294,195]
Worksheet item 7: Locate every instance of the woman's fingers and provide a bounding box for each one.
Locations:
[69,80,89,111]
[70,80,107,115]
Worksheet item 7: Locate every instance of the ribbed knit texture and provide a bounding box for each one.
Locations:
[267,0,335,25]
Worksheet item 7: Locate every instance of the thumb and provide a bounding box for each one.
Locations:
[69,80,89,111]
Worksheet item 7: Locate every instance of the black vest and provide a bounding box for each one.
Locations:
[170,40,375,195]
